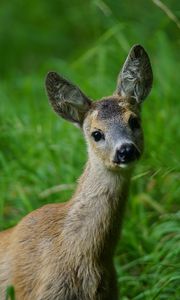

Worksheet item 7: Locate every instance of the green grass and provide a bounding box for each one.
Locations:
[0,1,180,299]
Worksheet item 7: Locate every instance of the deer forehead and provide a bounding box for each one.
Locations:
[87,97,138,131]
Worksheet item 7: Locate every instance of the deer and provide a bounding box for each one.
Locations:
[0,44,153,300]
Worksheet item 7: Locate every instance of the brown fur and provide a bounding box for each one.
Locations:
[0,164,130,300]
[0,45,153,300]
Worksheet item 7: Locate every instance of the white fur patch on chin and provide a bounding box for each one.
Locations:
[119,162,134,169]
[119,163,129,169]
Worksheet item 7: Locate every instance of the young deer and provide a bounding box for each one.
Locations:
[0,45,153,300]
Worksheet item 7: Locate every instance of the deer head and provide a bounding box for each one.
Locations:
[45,45,153,171]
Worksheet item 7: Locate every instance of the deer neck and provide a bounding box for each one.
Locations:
[62,154,132,261]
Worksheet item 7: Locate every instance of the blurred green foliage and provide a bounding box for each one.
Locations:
[0,0,179,76]
[0,0,180,299]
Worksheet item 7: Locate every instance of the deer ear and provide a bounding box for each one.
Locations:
[116,45,153,103]
[45,72,91,126]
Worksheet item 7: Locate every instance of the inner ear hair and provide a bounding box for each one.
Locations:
[45,72,92,126]
[116,44,153,103]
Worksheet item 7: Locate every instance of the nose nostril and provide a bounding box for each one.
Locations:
[114,143,139,164]
[119,147,126,155]
[125,145,134,155]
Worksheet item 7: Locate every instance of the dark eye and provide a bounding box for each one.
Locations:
[129,116,140,130]
[91,131,104,142]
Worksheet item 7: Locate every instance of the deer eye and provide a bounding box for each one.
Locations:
[91,131,104,142]
[129,116,141,130]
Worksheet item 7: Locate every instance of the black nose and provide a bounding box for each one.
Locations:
[114,143,140,164]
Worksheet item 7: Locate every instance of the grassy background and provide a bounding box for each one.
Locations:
[0,0,180,299]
